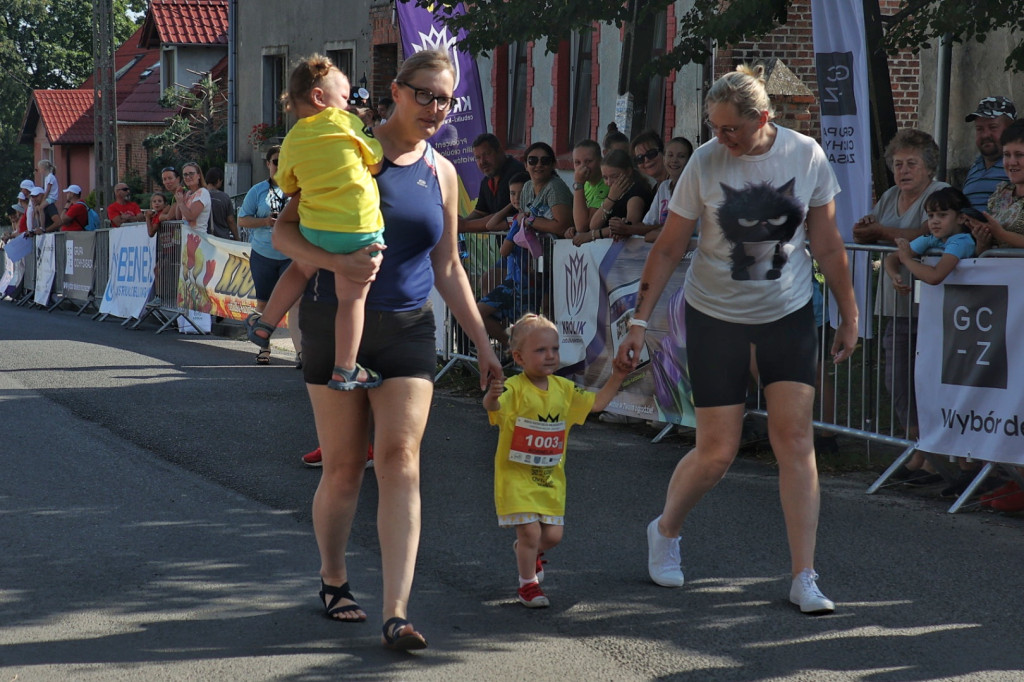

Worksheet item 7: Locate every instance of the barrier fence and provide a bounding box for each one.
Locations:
[4,226,1022,512]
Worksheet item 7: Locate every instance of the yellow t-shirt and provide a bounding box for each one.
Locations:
[488,373,595,518]
[275,107,384,233]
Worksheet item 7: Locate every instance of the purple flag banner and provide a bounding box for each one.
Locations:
[395,2,487,213]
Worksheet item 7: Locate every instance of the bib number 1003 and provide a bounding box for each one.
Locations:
[508,417,566,467]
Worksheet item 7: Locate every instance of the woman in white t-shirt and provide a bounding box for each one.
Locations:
[178,161,211,231]
[617,64,858,615]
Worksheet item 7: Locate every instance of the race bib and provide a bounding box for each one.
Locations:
[508,417,565,467]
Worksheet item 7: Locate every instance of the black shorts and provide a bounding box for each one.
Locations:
[299,299,437,385]
[249,251,291,303]
[685,301,817,408]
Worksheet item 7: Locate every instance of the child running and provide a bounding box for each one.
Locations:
[884,186,976,292]
[483,314,628,607]
[246,54,385,390]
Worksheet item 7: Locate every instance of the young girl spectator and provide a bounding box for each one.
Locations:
[884,187,976,291]
[576,149,652,244]
[245,54,385,391]
[146,193,167,238]
[483,314,627,607]
[38,160,59,205]
[644,137,694,242]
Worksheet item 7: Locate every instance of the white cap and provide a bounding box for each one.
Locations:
[11,203,25,213]
[29,186,45,197]
[20,180,34,190]
[65,184,82,195]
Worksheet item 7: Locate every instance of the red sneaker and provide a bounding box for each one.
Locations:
[301,447,322,468]
[980,481,1019,507]
[517,581,549,608]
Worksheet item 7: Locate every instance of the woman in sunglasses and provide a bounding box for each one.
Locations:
[519,142,573,238]
[631,130,669,186]
[272,49,501,650]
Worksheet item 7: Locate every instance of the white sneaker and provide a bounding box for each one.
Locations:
[789,569,835,614]
[647,516,684,587]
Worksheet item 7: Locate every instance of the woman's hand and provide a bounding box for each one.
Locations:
[615,326,646,371]
[337,243,386,284]
[476,346,503,391]
[852,214,880,243]
[571,229,592,247]
[608,174,633,202]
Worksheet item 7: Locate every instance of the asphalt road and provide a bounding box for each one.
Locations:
[2,301,1024,681]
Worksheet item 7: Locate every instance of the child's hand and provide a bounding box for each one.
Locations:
[611,355,632,375]
[895,237,914,262]
[486,377,505,399]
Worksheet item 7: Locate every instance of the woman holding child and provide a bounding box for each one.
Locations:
[273,50,501,650]
[617,64,858,614]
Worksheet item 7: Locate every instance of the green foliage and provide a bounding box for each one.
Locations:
[0,1,144,221]
[412,0,1024,74]
[144,76,227,186]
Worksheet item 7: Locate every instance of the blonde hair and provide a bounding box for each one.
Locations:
[282,54,342,112]
[706,63,774,120]
[508,313,558,352]
[394,49,455,83]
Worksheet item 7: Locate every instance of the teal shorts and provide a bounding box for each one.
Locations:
[299,225,384,255]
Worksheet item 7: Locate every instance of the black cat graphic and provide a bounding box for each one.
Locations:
[717,178,804,281]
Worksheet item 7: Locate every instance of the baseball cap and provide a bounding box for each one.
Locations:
[11,203,25,214]
[65,184,83,195]
[20,179,34,191]
[29,186,45,197]
[965,96,1016,122]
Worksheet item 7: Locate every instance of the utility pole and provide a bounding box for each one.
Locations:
[92,0,117,222]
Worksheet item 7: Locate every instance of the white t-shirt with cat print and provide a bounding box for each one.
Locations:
[668,124,839,324]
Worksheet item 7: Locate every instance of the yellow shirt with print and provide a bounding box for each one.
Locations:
[488,373,595,518]
[275,107,383,233]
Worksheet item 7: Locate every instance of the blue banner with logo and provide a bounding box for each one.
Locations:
[395,1,487,213]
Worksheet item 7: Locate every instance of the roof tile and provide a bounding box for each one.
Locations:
[34,90,95,144]
[151,0,229,46]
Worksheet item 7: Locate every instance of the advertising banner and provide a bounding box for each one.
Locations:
[811,0,872,337]
[553,239,695,426]
[33,234,56,307]
[915,259,1024,465]
[177,229,257,323]
[62,231,96,303]
[100,224,156,319]
[0,250,25,297]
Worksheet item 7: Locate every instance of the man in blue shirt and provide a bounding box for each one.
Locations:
[963,96,1015,213]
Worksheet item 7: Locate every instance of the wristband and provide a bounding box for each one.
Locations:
[628,317,648,329]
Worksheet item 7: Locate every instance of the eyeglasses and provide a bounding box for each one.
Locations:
[527,155,554,166]
[704,119,744,137]
[116,187,129,192]
[268,158,279,166]
[183,171,198,178]
[633,148,661,165]
[396,81,454,110]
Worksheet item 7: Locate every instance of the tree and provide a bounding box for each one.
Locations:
[413,0,1024,73]
[0,0,145,205]
[144,75,227,186]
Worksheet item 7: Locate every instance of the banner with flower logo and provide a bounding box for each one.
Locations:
[553,239,696,427]
[177,229,258,322]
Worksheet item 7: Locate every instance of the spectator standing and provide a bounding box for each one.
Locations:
[962,96,1015,213]
[972,119,1024,251]
[237,146,301,366]
[205,167,239,240]
[37,160,59,205]
[58,185,89,231]
[461,134,526,232]
[643,137,694,242]
[159,167,183,222]
[631,130,669,186]
[519,142,573,237]
[570,139,608,232]
[177,162,211,232]
[617,64,858,615]
[574,148,652,244]
[107,182,143,227]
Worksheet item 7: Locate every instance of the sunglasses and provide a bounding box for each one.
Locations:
[527,155,554,166]
[268,158,279,166]
[396,81,454,110]
[160,166,176,174]
[633,148,661,165]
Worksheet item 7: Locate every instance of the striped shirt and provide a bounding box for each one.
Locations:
[962,155,1008,213]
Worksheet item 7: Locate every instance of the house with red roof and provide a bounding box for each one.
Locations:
[20,25,175,198]
[139,0,228,95]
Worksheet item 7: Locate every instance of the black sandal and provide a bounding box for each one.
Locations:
[382,616,427,650]
[245,312,276,350]
[255,348,271,365]
[319,580,366,622]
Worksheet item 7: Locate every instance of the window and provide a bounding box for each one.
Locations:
[508,41,528,147]
[262,50,287,129]
[643,10,667,135]
[569,30,593,146]
[161,47,177,92]
[325,40,356,81]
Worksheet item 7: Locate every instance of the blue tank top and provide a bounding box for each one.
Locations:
[306,145,445,310]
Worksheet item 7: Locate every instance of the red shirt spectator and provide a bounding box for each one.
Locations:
[63,200,87,231]
[107,183,142,226]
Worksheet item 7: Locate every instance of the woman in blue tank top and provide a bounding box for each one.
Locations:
[273,50,502,650]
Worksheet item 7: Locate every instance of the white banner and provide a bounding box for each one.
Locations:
[811,0,873,337]
[553,238,694,426]
[100,224,156,319]
[33,234,56,306]
[916,259,1024,465]
[1,250,25,296]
